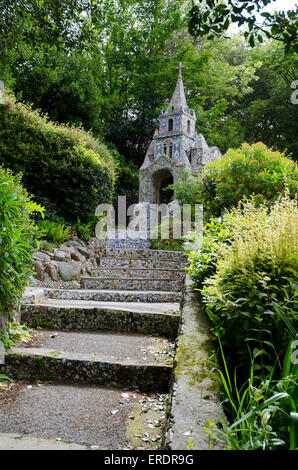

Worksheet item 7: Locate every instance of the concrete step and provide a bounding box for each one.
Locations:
[80,277,184,292]
[1,329,174,392]
[99,257,184,270]
[21,300,180,339]
[41,288,182,303]
[98,248,187,263]
[92,267,185,280]
[0,383,169,449]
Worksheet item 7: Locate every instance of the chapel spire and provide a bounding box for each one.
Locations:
[165,62,187,113]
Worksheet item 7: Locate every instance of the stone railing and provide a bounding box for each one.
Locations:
[163,275,226,450]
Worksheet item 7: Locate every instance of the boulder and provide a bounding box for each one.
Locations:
[57,261,82,281]
[85,262,93,274]
[71,250,86,263]
[34,261,45,281]
[57,262,74,281]
[68,241,84,249]
[53,250,71,262]
[33,251,51,263]
[76,246,90,259]
[45,261,59,281]
[70,261,82,279]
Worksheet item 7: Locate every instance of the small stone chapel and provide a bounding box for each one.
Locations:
[138,64,222,206]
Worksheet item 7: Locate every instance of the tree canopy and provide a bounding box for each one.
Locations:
[1,0,297,171]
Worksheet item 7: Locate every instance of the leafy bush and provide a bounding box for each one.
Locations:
[0,166,43,313]
[198,142,298,219]
[0,94,117,223]
[73,216,99,241]
[200,193,298,374]
[186,217,232,288]
[167,169,201,205]
[38,219,71,244]
[112,151,139,196]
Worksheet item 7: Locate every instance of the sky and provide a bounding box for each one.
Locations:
[263,0,297,14]
[228,0,297,34]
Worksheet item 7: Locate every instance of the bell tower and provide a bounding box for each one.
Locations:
[138,63,221,204]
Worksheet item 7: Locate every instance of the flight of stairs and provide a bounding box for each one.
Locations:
[2,246,187,393]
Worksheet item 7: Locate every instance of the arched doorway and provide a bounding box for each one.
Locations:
[152,169,174,206]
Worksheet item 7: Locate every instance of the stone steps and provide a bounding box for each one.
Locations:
[42,288,182,303]
[92,267,186,279]
[98,248,187,262]
[3,348,172,392]
[21,300,180,339]
[99,257,184,270]
[2,329,173,392]
[1,245,186,449]
[80,277,184,292]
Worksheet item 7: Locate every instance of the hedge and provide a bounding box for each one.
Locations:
[0,94,117,223]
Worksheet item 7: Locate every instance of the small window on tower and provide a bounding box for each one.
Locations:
[168,118,173,131]
[163,144,167,155]
[187,120,190,133]
[169,143,173,158]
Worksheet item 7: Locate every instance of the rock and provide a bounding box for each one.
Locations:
[71,251,86,263]
[70,261,82,279]
[68,241,83,249]
[85,262,93,274]
[81,263,87,276]
[41,250,56,259]
[34,261,45,281]
[57,262,74,282]
[57,261,82,281]
[33,251,51,263]
[53,250,71,262]
[45,262,59,281]
[89,257,98,269]
[76,246,90,259]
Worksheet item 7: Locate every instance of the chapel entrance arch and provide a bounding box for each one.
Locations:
[151,168,174,206]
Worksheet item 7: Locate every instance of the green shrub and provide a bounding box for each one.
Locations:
[198,142,298,219]
[186,217,232,288]
[38,219,71,244]
[0,94,117,223]
[73,216,98,241]
[0,166,43,313]
[112,151,139,196]
[201,193,298,374]
[167,169,201,205]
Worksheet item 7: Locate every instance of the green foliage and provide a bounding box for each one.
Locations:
[188,0,298,54]
[205,335,298,450]
[186,217,232,288]
[198,142,298,219]
[167,170,201,205]
[0,94,116,223]
[113,151,139,196]
[0,374,13,386]
[150,238,184,252]
[0,321,31,349]
[0,165,43,312]
[73,217,98,242]
[197,193,298,374]
[37,219,71,244]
